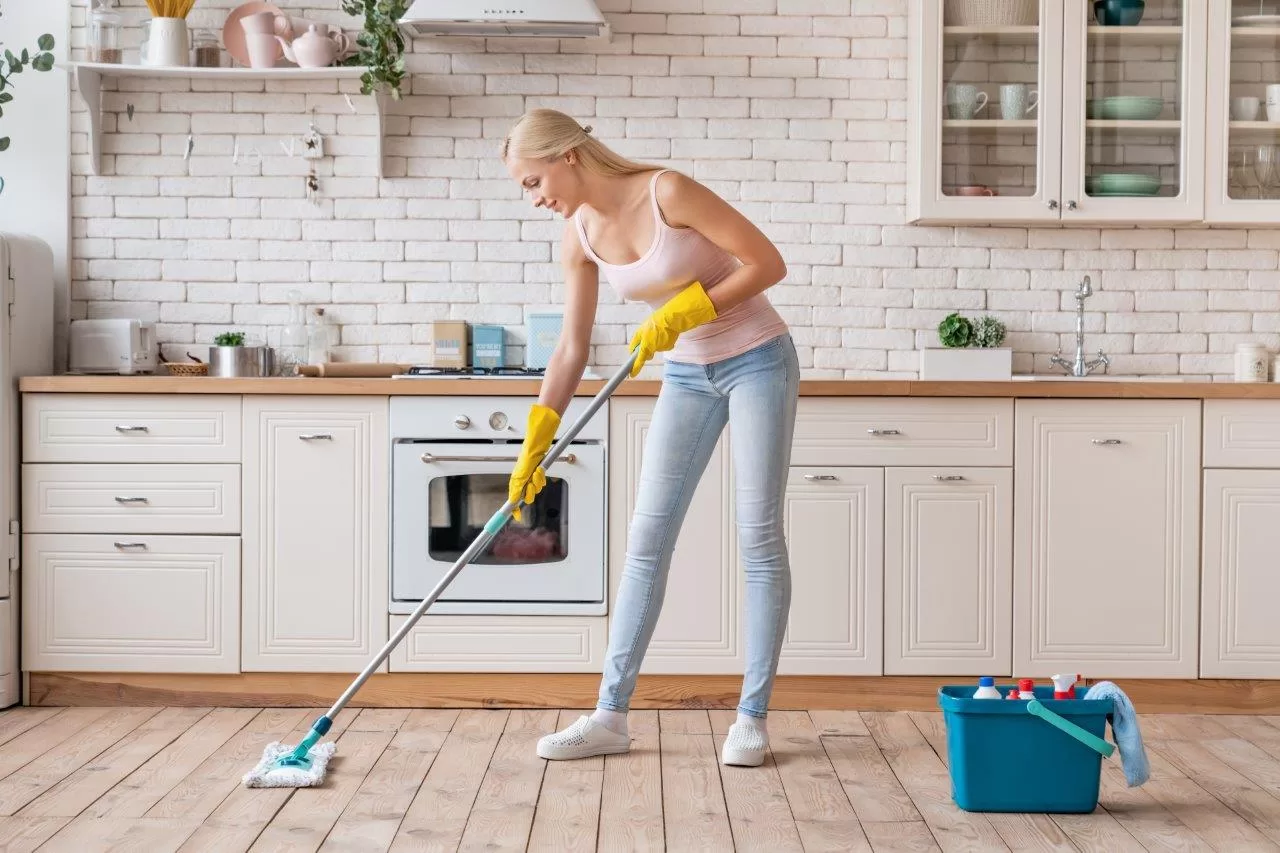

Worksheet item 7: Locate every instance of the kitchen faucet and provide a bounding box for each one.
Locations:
[1049,274,1110,377]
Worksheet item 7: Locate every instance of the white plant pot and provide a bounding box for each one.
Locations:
[919,347,1012,380]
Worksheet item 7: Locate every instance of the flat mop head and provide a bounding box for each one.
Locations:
[241,740,337,788]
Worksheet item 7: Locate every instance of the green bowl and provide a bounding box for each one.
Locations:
[1086,96,1164,120]
[1085,172,1162,195]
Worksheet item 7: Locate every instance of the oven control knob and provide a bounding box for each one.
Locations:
[453,415,471,430]
[488,411,509,431]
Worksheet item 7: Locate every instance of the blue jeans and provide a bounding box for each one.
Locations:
[598,334,800,719]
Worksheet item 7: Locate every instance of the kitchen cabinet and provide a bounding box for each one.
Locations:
[240,397,388,672]
[1014,399,1201,678]
[909,0,1208,224]
[777,467,883,675]
[608,398,743,674]
[21,533,239,672]
[884,467,1012,676]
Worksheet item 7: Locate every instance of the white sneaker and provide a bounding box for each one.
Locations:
[536,715,631,761]
[721,721,768,767]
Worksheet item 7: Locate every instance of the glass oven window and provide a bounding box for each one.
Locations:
[427,474,568,565]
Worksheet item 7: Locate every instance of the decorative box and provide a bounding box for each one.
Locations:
[526,313,563,370]
[471,325,506,368]
[430,321,468,368]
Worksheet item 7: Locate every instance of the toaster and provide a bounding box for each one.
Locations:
[69,319,157,375]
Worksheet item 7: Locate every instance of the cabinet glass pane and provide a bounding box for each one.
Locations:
[1227,1,1280,200]
[941,18,1042,199]
[1083,0,1184,199]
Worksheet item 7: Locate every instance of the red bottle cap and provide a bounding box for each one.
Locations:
[1018,678,1035,694]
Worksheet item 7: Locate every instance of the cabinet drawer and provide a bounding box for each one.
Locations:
[21,534,240,673]
[23,394,241,463]
[1204,400,1280,468]
[23,464,241,534]
[791,398,1012,467]
[388,614,605,672]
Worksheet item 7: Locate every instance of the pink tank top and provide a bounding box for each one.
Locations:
[573,169,788,365]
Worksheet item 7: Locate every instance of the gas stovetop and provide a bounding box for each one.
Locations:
[394,366,547,379]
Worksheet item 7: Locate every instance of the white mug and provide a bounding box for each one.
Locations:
[1000,83,1039,120]
[139,17,189,67]
[1233,96,1262,121]
[946,83,988,120]
[245,32,281,68]
[1267,85,1280,121]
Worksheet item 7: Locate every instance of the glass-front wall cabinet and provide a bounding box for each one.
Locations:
[910,0,1206,224]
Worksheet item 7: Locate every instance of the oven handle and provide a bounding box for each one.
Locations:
[420,452,577,465]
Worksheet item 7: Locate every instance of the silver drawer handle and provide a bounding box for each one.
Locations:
[113,541,148,550]
[1092,438,1123,445]
[114,425,149,433]
[299,433,333,441]
[803,474,838,481]
[867,428,901,436]
[113,496,150,504]
[421,452,577,465]
[932,475,965,481]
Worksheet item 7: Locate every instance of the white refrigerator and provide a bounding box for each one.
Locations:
[1,233,55,708]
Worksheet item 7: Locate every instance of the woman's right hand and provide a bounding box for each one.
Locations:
[508,404,561,521]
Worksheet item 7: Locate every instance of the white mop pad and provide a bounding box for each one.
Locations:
[241,740,336,788]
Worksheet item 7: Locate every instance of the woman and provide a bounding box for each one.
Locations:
[502,109,799,768]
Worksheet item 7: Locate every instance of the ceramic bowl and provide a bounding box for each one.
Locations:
[1085,172,1162,196]
[1094,0,1145,25]
[1086,96,1164,120]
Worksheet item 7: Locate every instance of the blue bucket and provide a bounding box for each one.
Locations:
[938,685,1115,813]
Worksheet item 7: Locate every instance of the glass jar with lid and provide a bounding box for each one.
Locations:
[88,0,124,64]
[192,30,221,68]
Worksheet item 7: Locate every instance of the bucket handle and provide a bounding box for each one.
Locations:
[1026,699,1116,758]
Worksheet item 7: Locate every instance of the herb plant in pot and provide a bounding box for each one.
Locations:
[209,331,275,377]
[919,312,1012,380]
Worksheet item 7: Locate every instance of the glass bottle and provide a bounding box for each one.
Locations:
[277,290,308,376]
[306,307,333,366]
[88,0,124,64]
[192,29,221,68]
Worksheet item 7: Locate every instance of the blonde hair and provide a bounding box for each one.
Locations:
[502,108,658,177]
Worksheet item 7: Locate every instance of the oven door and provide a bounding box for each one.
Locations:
[391,440,605,611]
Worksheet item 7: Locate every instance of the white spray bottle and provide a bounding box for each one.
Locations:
[1051,673,1080,700]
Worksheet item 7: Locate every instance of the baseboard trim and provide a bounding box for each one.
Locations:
[23,672,1280,714]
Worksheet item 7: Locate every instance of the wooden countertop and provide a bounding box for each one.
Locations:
[18,374,1280,398]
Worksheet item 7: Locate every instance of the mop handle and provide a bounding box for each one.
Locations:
[317,347,641,723]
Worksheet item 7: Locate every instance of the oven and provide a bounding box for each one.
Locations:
[389,395,608,616]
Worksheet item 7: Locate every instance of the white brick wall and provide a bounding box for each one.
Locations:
[67,0,1280,378]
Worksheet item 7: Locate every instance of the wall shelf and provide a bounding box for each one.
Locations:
[62,61,387,178]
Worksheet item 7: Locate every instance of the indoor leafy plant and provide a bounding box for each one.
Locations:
[921,312,1012,380]
[340,0,409,100]
[213,331,245,347]
[0,34,56,153]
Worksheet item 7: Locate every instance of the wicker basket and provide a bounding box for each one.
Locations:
[945,0,1039,26]
[165,362,209,377]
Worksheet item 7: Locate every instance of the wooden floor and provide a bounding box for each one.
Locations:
[0,707,1278,851]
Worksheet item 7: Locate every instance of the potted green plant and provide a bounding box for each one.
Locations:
[209,330,275,377]
[0,34,56,157]
[340,0,409,100]
[920,312,1012,380]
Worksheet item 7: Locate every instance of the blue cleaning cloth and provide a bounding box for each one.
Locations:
[1084,680,1150,786]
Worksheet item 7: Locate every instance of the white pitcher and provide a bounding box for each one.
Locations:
[139,17,189,67]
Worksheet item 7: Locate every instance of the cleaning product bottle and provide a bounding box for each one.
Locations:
[972,676,1001,699]
[1017,678,1036,700]
[1051,673,1080,700]
[1005,688,1021,700]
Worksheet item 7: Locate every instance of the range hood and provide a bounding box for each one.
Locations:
[398,0,610,38]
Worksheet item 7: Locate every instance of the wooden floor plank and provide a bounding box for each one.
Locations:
[660,709,734,853]
[861,820,942,852]
[389,709,508,852]
[526,709,605,853]
[462,709,559,852]
[36,817,202,853]
[142,708,311,821]
[0,707,64,747]
[770,710,872,853]
[1139,748,1279,852]
[1050,809,1147,853]
[19,707,211,818]
[0,816,72,852]
[246,710,402,853]
[809,710,871,737]
[77,707,260,819]
[319,709,458,853]
[906,712,948,765]
[821,735,920,823]
[1149,737,1280,845]
[598,709,664,853]
[0,707,161,816]
[709,710,804,853]
[1097,758,1212,852]
[0,707,113,781]
[173,708,361,853]
[861,712,1008,852]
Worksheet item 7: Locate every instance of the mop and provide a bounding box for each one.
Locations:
[242,348,640,788]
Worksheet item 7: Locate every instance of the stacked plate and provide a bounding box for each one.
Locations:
[1086,96,1164,120]
[1085,173,1162,196]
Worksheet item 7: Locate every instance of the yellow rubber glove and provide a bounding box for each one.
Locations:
[508,404,561,522]
[628,281,718,377]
